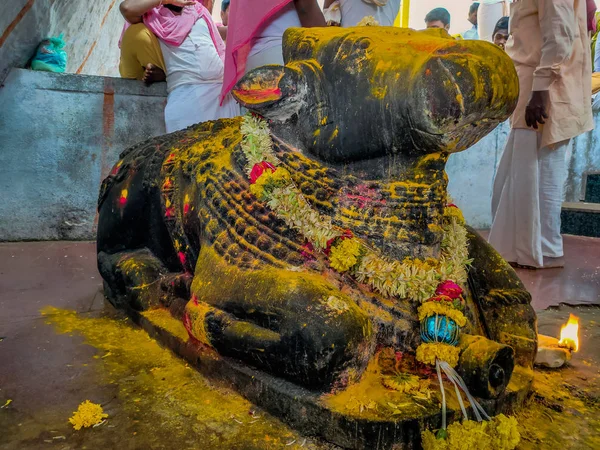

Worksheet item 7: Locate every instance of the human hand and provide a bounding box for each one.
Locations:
[525,90,550,129]
[163,0,196,6]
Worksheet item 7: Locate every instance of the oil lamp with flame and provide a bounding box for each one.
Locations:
[535,314,580,369]
[558,314,579,352]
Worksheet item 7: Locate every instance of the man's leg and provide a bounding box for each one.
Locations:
[119,23,166,82]
[489,128,544,267]
[538,139,570,267]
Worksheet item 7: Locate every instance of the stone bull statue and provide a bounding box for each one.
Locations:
[97,27,537,397]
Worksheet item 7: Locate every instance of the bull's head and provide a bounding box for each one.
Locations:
[232,27,518,166]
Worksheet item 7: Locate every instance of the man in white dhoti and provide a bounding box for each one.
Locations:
[489,0,594,269]
[120,0,239,133]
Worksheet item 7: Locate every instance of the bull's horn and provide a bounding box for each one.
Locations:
[232,66,306,119]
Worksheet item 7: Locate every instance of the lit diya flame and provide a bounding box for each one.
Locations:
[558,314,579,352]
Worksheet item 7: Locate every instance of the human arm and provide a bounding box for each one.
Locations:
[218,25,227,41]
[119,0,195,24]
[294,0,327,27]
[526,0,577,128]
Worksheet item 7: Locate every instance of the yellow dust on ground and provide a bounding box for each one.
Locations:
[42,307,334,450]
[515,369,600,449]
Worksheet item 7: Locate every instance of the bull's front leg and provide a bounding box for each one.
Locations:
[99,249,192,311]
[184,247,374,389]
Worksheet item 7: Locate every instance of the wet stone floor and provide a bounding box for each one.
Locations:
[0,240,599,449]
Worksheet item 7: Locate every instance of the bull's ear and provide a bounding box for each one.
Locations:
[232,65,306,118]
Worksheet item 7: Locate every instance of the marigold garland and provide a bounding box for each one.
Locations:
[418,302,467,327]
[240,113,472,302]
[416,343,461,367]
[421,414,520,450]
[329,237,363,272]
[381,372,422,393]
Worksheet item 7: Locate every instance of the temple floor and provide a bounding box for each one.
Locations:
[0,238,599,450]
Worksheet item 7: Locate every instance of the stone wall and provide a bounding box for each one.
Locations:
[0,0,125,84]
[0,68,597,240]
[0,69,166,240]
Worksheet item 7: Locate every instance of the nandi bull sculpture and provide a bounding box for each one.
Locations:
[98,27,536,448]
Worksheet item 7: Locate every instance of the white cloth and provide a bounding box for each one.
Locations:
[489,129,571,268]
[246,43,285,71]
[160,18,239,133]
[593,92,600,111]
[461,25,479,40]
[160,18,225,94]
[594,40,600,72]
[164,84,239,133]
[339,0,401,27]
[478,0,510,42]
[250,3,301,57]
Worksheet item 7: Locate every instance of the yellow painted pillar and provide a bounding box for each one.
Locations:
[394,0,410,28]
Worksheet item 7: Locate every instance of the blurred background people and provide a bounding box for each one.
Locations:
[323,0,402,27]
[424,7,451,31]
[477,0,509,42]
[492,16,508,50]
[489,0,593,269]
[461,2,479,39]
[120,0,239,132]
[221,0,230,25]
[221,0,325,103]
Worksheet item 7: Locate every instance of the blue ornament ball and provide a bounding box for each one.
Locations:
[420,314,460,346]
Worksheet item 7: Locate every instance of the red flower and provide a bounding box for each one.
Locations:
[250,161,276,184]
[435,280,463,299]
[301,241,316,260]
[447,203,458,209]
[430,295,453,302]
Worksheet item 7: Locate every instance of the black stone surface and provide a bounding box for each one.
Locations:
[125,304,533,450]
[584,173,600,204]
[561,209,600,238]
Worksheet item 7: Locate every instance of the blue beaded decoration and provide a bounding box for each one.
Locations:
[420,314,460,346]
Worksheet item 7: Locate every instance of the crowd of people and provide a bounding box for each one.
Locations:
[118,0,597,270]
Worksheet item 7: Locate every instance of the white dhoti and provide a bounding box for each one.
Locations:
[488,128,571,268]
[165,84,239,133]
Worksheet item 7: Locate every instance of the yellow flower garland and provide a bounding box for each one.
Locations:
[416,343,461,367]
[249,167,292,201]
[418,302,467,327]
[421,414,520,450]
[240,114,472,302]
[329,237,363,272]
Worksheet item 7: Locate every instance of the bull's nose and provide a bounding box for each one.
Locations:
[412,41,518,153]
[421,57,466,131]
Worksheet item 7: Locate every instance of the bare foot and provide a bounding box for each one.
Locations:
[142,63,166,85]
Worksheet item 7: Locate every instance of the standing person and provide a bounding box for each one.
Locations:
[462,3,480,39]
[478,0,509,42]
[489,0,594,269]
[492,16,509,50]
[221,0,230,26]
[323,0,402,27]
[221,0,325,102]
[424,8,451,31]
[120,0,239,133]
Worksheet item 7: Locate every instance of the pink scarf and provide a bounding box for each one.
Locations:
[220,0,293,103]
[119,2,225,59]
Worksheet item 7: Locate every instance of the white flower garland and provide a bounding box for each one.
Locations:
[240,114,472,302]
